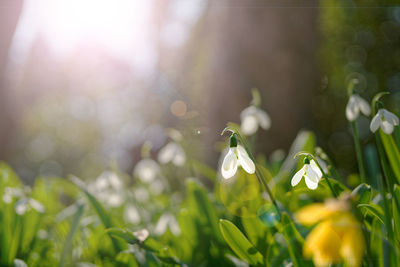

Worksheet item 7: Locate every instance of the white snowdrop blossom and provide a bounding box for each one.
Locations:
[15,198,29,215]
[14,197,45,215]
[133,229,149,242]
[221,135,255,179]
[240,106,271,135]
[158,142,186,166]
[124,205,141,224]
[345,94,371,121]
[29,198,45,213]
[370,108,399,134]
[133,158,160,183]
[90,171,125,207]
[291,159,322,190]
[154,213,181,236]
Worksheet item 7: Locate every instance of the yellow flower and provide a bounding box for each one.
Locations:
[295,199,365,267]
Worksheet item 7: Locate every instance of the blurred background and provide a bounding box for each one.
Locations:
[0,0,399,183]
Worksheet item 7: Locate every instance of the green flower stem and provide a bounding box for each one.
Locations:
[375,133,396,264]
[351,121,367,183]
[234,133,281,217]
[313,159,338,198]
[375,134,394,193]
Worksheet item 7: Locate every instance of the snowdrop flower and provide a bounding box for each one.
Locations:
[370,108,399,134]
[90,171,125,207]
[124,204,141,224]
[240,106,271,135]
[291,158,322,190]
[345,94,371,121]
[158,142,186,166]
[15,198,29,215]
[221,134,255,179]
[133,158,160,183]
[154,213,180,236]
[133,229,149,242]
[29,198,45,213]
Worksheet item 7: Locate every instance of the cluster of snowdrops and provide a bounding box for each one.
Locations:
[1,85,400,266]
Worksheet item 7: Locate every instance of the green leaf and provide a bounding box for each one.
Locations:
[106,228,139,244]
[70,176,124,252]
[392,185,400,246]
[70,176,112,228]
[358,203,385,225]
[186,179,222,242]
[379,132,400,184]
[280,213,305,267]
[59,203,84,267]
[370,217,384,267]
[351,183,372,204]
[115,252,139,267]
[241,216,267,253]
[219,219,264,266]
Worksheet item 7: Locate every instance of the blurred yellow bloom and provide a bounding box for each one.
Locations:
[295,200,365,267]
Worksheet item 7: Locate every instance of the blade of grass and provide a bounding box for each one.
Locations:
[70,176,124,252]
[59,203,84,267]
[219,219,264,266]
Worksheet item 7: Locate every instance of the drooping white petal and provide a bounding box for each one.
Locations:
[346,96,359,121]
[221,148,238,179]
[355,95,371,116]
[310,159,323,180]
[370,113,382,133]
[240,106,258,119]
[381,120,394,134]
[382,109,399,126]
[158,142,186,166]
[291,166,305,186]
[172,145,186,166]
[304,165,319,183]
[133,229,149,242]
[29,199,45,213]
[158,142,177,164]
[236,145,255,174]
[304,176,319,190]
[256,109,271,130]
[124,205,141,224]
[241,115,258,135]
[134,159,160,183]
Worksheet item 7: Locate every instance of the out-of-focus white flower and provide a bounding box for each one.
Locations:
[291,159,322,190]
[38,229,48,239]
[29,198,45,213]
[370,108,399,134]
[154,213,181,236]
[96,171,123,191]
[149,179,165,195]
[124,205,141,224]
[134,187,149,202]
[346,94,371,121]
[133,229,149,242]
[221,144,255,179]
[133,159,160,183]
[240,106,271,135]
[15,198,29,215]
[107,193,124,207]
[167,128,183,142]
[3,187,24,204]
[90,171,125,207]
[158,142,186,166]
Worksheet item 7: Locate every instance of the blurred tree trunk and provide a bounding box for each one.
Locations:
[0,0,23,160]
[183,0,319,164]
